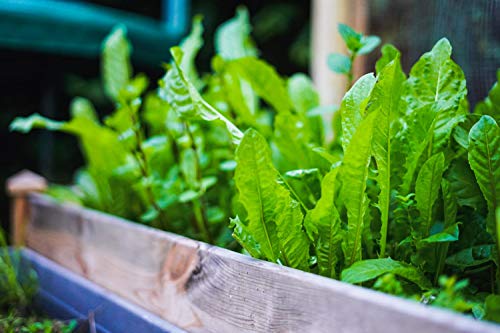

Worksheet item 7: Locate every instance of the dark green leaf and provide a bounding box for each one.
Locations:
[415,153,445,236]
[485,294,500,323]
[420,223,460,244]
[446,245,495,268]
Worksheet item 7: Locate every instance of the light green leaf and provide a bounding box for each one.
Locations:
[178,189,201,203]
[71,97,99,122]
[312,147,341,165]
[161,47,243,144]
[405,38,466,110]
[276,201,310,270]
[101,25,131,101]
[475,70,500,124]
[273,113,317,170]
[287,73,320,114]
[227,57,291,114]
[230,216,262,258]
[337,23,379,55]
[305,167,343,278]
[337,24,362,53]
[358,35,381,55]
[341,258,432,290]
[234,129,287,261]
[340,73,376,152]
[415,153,445,236]
[468,115,500,236]
[327,53,351,74]
[287,73,322,144]
[179,15,205,89]
[215,7,257,60]
[235,129,310,269]
[369,56,406,257]
[10,113,64,133]
[375,44,400,74]
[400,38,467,195]
[220,61,258,126]
[180,148,199,189]
[10,102,130,214]
[342,111,377,266]
[46,185,82,205]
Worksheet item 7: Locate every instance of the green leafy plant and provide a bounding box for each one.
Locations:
[327,24,381,88]
[10,8,500,322]
[0,231,77,332]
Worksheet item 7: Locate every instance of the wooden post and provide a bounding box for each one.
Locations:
[311,0,349,107]
[311,0,368,140]
[6,170,47,246]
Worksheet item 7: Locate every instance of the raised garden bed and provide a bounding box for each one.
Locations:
[7,9,500,333]
[23,248,184,333]
[10,189,499,333]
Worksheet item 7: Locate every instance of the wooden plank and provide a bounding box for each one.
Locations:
[23,248,185,333]
[25,193,499,333]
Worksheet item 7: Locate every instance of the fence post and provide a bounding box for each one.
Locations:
[311,0,368,141]
[6,170,47,246]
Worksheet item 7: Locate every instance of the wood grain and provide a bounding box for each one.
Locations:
[25,194,499,333]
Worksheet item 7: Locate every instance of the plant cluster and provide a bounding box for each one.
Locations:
[0,232,77,333]
[11,9,500,322]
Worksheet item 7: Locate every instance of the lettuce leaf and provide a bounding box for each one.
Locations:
[341,112,377,266]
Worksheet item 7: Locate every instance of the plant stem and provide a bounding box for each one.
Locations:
[130,111,167,229]
[192,198,213,243]
[346,52,357,90]
[183,122,213,243]
[277,173,309,211]
[434,242,449,285]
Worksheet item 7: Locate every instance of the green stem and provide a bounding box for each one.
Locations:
[346,52,357,90]
[183,122,213,243]
[193,199,213,244]
[434,242,449,285]
[277,173,309,211]
[130,110,167,229]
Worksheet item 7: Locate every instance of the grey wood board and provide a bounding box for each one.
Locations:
[25,193,500,333]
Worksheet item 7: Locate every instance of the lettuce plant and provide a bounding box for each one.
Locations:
[10,9,500,322]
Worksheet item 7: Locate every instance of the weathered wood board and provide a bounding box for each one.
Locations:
[24,193,499,333]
